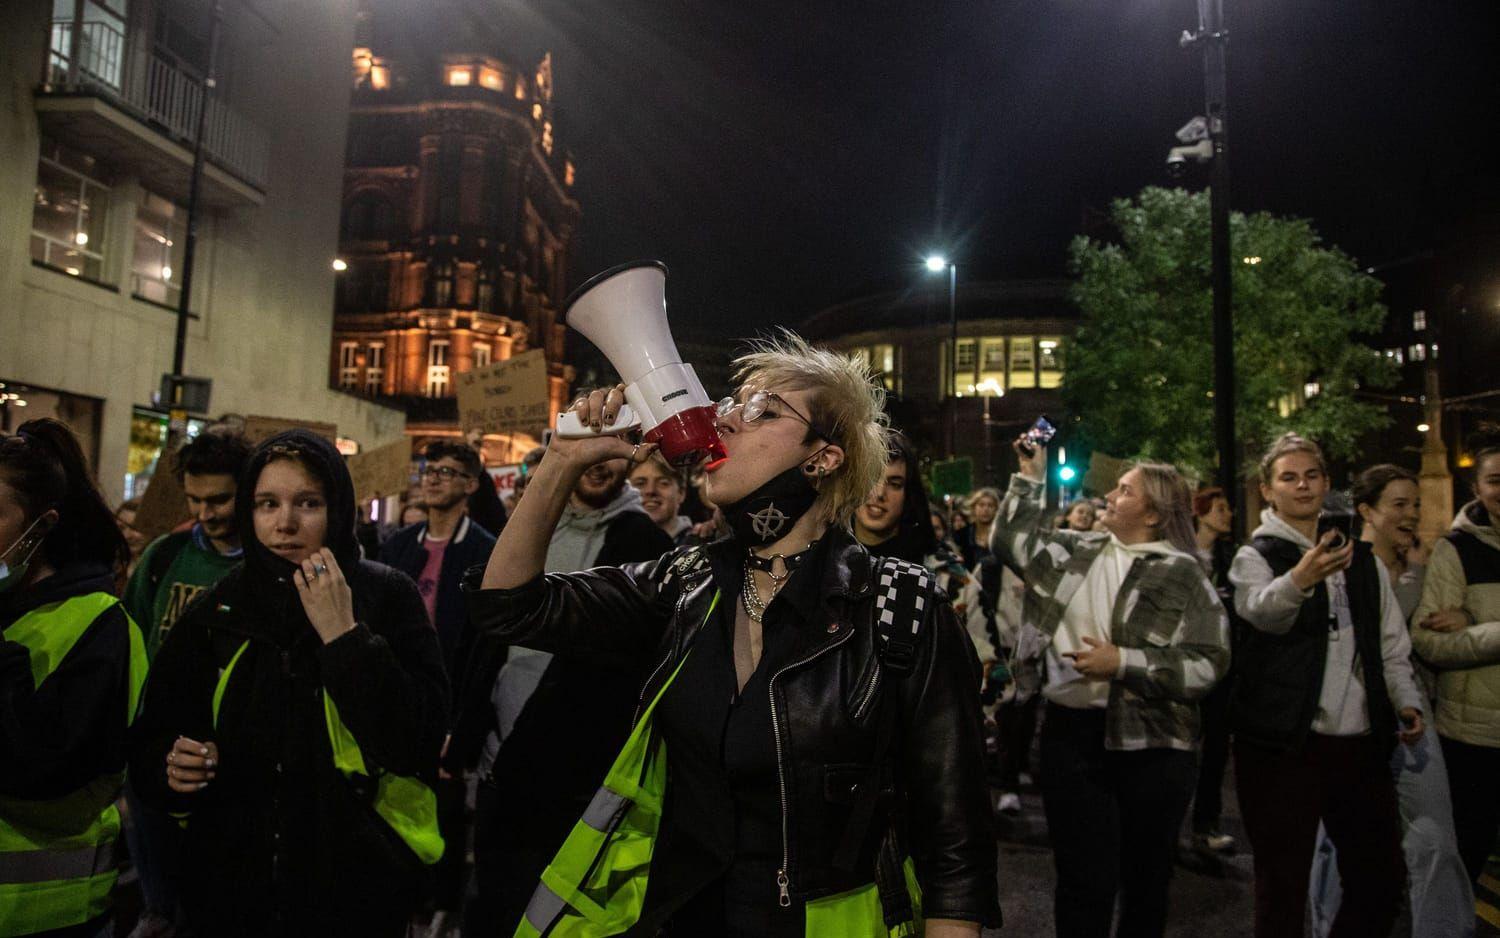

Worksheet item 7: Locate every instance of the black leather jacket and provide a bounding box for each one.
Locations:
[465,528,1001,927]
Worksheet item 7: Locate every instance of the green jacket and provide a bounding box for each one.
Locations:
[122,527,240,657]
[990,474,1230,751]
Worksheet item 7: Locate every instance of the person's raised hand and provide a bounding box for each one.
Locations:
[166,736,219,793]
[1289,530,1354,591]
[549,384,656,477]
[294,548,357,644]
[1012,434,1047,481]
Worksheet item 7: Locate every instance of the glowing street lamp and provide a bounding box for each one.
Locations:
[925,255,958,454]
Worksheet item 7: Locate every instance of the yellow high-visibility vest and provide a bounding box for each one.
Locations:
[0,593,147,937]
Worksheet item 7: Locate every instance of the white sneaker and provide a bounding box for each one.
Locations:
[997,792,1021,815]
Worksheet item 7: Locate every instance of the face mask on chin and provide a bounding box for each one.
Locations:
[720,450,828,547]
[0,515,53,595]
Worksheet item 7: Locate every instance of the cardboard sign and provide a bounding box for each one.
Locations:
[243,414,338,444]
[456,349,551,435]
[488,464,522,496]
[1082,451,1131,497]
[131,459,191,543]
[346,438,414,504]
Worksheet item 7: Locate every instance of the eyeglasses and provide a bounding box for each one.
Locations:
[715,390,830,442]
[421,466,472,482]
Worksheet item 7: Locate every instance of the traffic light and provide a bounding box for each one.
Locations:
[1057,464,1077,484]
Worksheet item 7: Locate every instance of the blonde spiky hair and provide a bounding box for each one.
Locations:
[731,329,891,525]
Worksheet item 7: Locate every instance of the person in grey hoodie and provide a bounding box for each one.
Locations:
[1229,434,1426,938]
[454,453,672,936]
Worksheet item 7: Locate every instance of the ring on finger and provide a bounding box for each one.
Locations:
[313,562,329,577]
[629,442,643,462]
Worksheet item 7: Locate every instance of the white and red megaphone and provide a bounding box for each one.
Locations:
[554,261,726,467]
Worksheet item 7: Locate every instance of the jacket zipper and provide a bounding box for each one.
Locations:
[770,626,854,907]
[851,658,882,724]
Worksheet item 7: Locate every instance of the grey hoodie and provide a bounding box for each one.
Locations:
[1230,508,1422,736]
[481,484,651,771]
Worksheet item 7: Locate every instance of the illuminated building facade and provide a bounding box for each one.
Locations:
[332,1,579,462]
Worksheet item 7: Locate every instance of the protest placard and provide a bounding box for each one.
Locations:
[346,438,414,504]
[244,415,338,444]
[131,459,190,543]
[1082,451,1131,496]
[455,349,551,435]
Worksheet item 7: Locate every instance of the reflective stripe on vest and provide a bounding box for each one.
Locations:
[516,593,718,938]
[211,640,445,865]
[0,593,145,937]
[514,589,924,938]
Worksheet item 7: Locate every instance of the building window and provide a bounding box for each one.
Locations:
[364,343,385,395]
[30,142,110,282]
[429,260,455,307]
[1409,343,1426,362]
[476,265,495,312]
[1038,337,1063,389]
[437,139,461,228]
[514,75,527,99]
[473,342,492,368]
[1009,337,1037,389]
[1412,309,1427,331]
[479,66,503,91]
[131,190,185,306]
[445,65,472,86]
[345,192,396,240]
[565,162,577,187]
[339,342,359,389]
[541,122,554,155]
[426,340,451,397]
[1385,347,1404,365]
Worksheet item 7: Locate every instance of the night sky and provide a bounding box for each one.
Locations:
[482,0,1500,340]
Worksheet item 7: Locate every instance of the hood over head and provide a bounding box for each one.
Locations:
[1453,499,1500,551]
[235,429,360,588]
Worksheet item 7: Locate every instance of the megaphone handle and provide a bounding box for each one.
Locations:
[555,404,642,439]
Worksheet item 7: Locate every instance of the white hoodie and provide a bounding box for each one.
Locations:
[1230,509,1422,736]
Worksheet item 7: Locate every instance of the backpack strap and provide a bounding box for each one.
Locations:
[147,530,195,593]
[832,557,933,917]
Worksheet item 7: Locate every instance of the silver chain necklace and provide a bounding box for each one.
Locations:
[740,545,810,623]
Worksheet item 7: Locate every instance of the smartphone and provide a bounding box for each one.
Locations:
[1318,490,1356,549]
[1018,414,1057,457]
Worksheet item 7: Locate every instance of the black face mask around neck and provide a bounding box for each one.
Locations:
[721,463,822,547]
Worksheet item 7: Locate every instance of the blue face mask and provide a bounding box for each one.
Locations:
[0,515,52,595]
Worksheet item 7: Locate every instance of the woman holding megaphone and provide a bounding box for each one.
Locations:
[470,332,1000,937]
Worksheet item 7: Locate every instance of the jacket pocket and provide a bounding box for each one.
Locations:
[823,763,874,804]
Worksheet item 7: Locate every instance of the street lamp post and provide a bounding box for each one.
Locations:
[927,255,958,456]
[1180,0,1237,536]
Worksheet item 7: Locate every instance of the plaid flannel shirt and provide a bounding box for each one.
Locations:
[991,474,1230,751]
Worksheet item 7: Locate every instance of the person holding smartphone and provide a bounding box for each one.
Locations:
[1228,434,1425,938]
[990,436,1229,938]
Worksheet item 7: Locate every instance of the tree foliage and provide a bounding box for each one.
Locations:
[1063,186,1395,480]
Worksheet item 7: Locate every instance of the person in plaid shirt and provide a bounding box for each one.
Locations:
[989,437,1230,938]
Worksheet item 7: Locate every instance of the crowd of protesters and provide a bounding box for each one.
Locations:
[3,337,1499,937]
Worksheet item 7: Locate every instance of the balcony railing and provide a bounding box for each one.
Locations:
[44,16,269,190]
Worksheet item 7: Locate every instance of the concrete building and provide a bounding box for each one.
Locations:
[802,279,1078,491]
[330,0,580,464]
[0,0,405,502]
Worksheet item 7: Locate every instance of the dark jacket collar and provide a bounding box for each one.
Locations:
[704,525,875,627]
[1,562,117,624]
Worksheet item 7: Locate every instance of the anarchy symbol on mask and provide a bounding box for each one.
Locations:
[749,504,788,540]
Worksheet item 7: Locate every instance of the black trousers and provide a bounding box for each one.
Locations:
[1190,677,1232,833]
[1234,733,1404,938]
[1040,704,1196,938]
[1439,733,1500,886]
[997,694,1040,791]
[431,774,468,911]
[462,778,558,937]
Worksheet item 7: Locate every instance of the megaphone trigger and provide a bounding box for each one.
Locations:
[555,404,642,439]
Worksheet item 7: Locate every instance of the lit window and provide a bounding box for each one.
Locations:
[565,162,576,186]
[476,265,495,312]
[446,66,472,86]
[427,340,451,397]
[474,342,492,368]
[131,190,185,306]
[977,338,1005,394]
[1038,336,1063,388]
[429,260,455,307]
[1410,343,1426,362]
[479,67,503,91]
[30,140,110,282]
[514,76,527,99]
[1431,343,1439,358]
[339,342,359,389]
[370,65,389,89]
[532,103,543,121]
[365,343,385,395]
[541,122,554,154]
[1304,381,1321,398]
[1412,309,1427,331]
[1009,337,1037,389]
